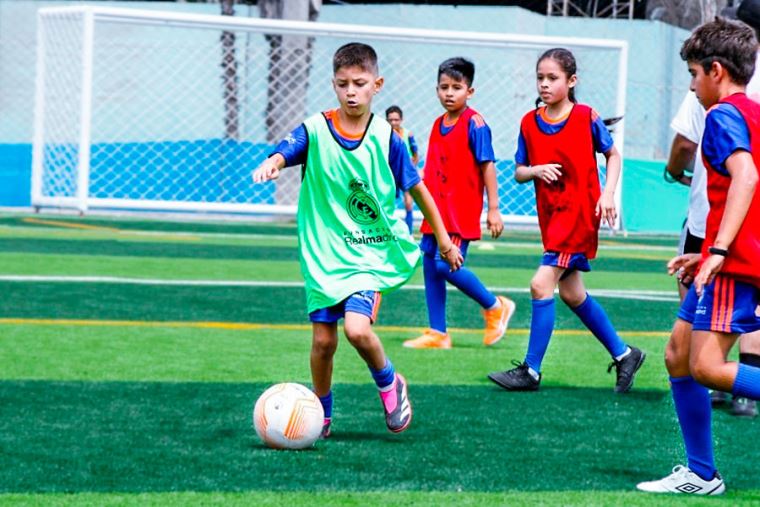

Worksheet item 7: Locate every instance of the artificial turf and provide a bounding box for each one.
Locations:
[2,213,755,505]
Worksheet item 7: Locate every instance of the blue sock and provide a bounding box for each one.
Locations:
[369,359,395,389]
[437,258,497,309]
[405,209,414,234]
[732,363,760,400]
[571,294,628,358]
[524,298,555,373]
[671,376,715,481]
[423,253,448,333]
[318,391,333,419]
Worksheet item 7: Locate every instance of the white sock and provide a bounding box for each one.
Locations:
[614,347,632,362]
[487,299,501,311]
[528,367,540,380]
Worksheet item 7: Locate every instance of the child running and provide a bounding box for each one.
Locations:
[637,17,760,495]
[487,48,645,392]
[386,105,420,234]
[252,43,463,438]
[402,57,516,350]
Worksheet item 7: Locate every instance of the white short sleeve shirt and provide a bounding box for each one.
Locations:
[669,52,760,239]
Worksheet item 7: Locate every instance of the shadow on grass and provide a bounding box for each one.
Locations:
[0,380,754,494]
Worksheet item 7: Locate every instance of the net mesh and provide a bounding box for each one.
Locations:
[35,8,623,219]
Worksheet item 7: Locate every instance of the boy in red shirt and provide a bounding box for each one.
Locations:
[403,57,516,349]
[637,17,760,495]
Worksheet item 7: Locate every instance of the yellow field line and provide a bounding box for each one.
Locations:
[22,217,121,232]
[0,318,669,337]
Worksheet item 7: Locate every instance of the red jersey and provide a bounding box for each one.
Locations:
[520,104,601,258]
[701,93,760,288]
[420,107,484,240]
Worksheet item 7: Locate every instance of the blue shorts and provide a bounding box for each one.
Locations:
[542,251,591,280]
[309,290,382,324]
[677,275,760,334]
[420,234,470,261]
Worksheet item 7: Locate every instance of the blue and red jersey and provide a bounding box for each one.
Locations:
[514,106,613,165]
[272,109,420,192]
[518,104,609,259]
[701,93,760,288]
[420,107,494,240]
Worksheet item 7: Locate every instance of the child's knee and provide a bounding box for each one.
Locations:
[558,285,585,308]
[312,334,337,356]
[665,339,689,375]
[689,354,720,386]
[530,274,554,299]
[343,321,372,348]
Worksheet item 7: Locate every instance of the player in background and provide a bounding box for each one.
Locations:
[663,0,760,418]
[252,43,463,438]
[386,105,420,234]
[402,57,516,350]
[637,17,760,495]
[488,48,645,393]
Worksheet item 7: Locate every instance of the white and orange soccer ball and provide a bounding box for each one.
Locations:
[252,383,324,449]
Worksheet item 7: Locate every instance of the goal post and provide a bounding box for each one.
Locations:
[32,5,627,228]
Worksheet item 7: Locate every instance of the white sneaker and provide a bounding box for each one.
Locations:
[636,465,725,495]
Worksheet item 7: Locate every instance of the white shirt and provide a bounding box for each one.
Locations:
[669,52,760,239]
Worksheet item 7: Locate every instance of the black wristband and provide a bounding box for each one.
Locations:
[708,246,728,257]
[664,166,685,183]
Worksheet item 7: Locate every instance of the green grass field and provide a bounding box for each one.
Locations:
[1,213,758,506]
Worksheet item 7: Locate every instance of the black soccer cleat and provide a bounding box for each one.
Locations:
[731,396,757,417]
[608,346,646,393]
[488,360,541,391]
[710,390,730,407]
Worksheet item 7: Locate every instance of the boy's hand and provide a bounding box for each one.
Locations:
[486,208,504,239]
[667,253,700,285]
[595,191,617,228]
[252,159,281,183]
[440,243,463,271]
[532,164,562,183]
[694,254,725,296]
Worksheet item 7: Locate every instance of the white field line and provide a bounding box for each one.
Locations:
[1,225,675,251]
[0,275,680,302]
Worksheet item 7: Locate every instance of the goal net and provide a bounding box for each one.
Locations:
[32,6,627,227]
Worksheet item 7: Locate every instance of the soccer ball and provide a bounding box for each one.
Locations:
[252,383,324,449]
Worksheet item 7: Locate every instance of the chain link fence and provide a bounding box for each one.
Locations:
[31,6,625,222]
[2,2,696,231]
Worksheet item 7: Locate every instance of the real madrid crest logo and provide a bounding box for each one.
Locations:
[346,178,381,225]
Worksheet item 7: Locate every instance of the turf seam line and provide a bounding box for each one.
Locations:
[0,276,681,302]
[0,318,671,336]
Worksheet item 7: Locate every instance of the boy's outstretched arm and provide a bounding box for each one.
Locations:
[252,153,286,183]
[695,150,758,293]
[595,146,621,228]
[481,161,504,239]
[409,182,463,271]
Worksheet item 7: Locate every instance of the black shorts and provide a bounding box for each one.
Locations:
[677,225,704,288]
[678,225,704,255]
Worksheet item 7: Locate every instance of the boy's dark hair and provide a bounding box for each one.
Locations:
[536,48,578,108]
[680,17,757,85]
[333,42,378,74]
[385,105,403,118]
[438,57,475,87]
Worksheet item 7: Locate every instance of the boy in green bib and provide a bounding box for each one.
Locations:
[252,42,462,438]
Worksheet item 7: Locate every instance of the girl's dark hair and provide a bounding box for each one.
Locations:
[680,17,757,85]
[385,105,403,118]
[535,47,578,108]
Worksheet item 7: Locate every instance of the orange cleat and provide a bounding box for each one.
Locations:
[402,328,452,349]
[482,296,516,346]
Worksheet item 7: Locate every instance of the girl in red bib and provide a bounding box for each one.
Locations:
[488,48,645,392]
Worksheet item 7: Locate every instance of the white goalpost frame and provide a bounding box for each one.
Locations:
[31,5,628,229]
